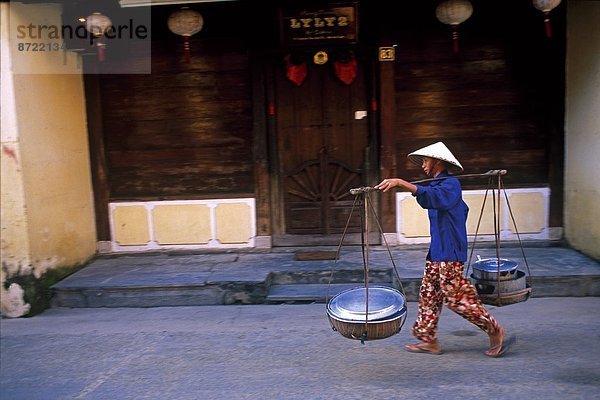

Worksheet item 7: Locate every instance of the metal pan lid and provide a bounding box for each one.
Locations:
[472,257,518,272]
[327,286,406,322]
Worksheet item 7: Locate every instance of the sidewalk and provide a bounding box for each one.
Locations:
[2,298,600,399]
[50,243,600,308]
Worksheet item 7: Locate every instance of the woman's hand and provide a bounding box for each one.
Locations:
[375,178,399,192]
[375,178,418,194]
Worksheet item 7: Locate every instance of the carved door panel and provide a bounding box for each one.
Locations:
[285,147,362,234]
[273,55,376,244]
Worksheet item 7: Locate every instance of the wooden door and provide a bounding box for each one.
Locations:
[272,53,376,245]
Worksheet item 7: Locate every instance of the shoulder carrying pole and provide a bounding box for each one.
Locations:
[349,169,507,195]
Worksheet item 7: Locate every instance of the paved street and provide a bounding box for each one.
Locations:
[1,298,599,400]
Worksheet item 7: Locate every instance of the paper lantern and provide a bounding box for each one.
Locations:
[85,12,112,61]
[532,0,561,38]
[167,7,204,63]
[435,0,473,54]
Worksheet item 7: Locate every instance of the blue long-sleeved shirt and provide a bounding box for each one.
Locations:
[413,172,469,262]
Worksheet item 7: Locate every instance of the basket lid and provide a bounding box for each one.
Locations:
[327,286,406,321]
[472,257,518,272]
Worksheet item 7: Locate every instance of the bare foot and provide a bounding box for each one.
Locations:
[485,327,505,356]
[405,340,442,355]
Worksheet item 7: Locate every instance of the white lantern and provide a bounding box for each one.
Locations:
[86,12,112,36]
[532,0,561,38]
[168,7,204,63]
[85,12,112,61]
[435,0,473,54]
[532,0,561,12]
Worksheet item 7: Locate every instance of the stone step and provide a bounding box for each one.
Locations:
[50,273,600,308]
[268,269,394,285]
[51,282,270,308]
[266,283,398,303]
[265,275,600,305]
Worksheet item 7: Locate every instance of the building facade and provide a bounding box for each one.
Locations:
[1,0,599,316]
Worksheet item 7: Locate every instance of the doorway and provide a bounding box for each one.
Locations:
[270,50,378,246]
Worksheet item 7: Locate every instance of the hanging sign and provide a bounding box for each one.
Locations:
[279,3,358,46]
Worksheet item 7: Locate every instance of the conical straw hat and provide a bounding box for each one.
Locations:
[407,142,463,173]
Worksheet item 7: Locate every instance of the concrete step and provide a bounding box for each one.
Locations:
[266,283,397,304]
[265,275,600,305]
[268,268,395,285]
[51,282,271,308]
[51,274,600,308]
[48,245,600,308]
[50,257,600,308]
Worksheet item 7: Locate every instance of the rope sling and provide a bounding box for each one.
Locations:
[464,171,533,305]
[326,187,407,344]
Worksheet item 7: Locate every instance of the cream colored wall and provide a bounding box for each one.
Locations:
[15,71,97,273]
[565,1,600,260]
[109,199,256,251]
[1,3,96,317]
[1,3,32,317]
[395,188,555,244]
[153,204,212,245]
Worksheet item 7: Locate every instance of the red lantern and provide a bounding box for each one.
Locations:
[167,7,204,63]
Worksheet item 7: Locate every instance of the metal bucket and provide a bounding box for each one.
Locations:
[472,270,527,295]
[472,257,519,281]
[327,286,407,341]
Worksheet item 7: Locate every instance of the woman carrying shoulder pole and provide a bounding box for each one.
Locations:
[375,142,515,357]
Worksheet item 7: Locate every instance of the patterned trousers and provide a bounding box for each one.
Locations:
[412,261,501,343]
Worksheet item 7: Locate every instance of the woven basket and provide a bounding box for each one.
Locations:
[478,286,532,307]
[327,309,407,341]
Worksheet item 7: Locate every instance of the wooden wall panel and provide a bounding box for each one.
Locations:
[371,0,565,226]
[86,0,566,233]
[99,35,253,200]
[392,40,558,188]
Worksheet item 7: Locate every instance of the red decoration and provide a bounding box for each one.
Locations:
[334,58,357,85]
[371,98,378,111]
[532,0,561,39]
[284,54,307,86]
[544,12,553,38]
